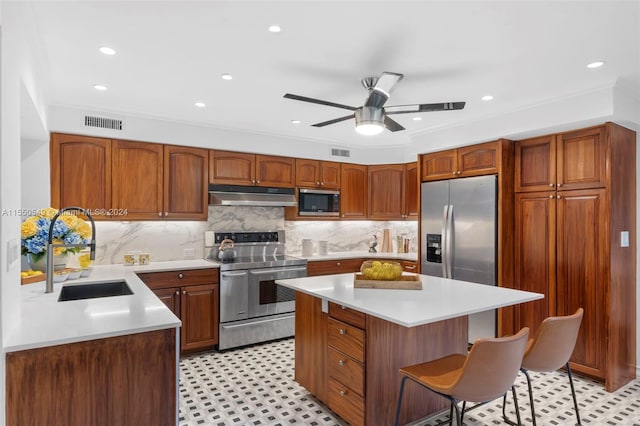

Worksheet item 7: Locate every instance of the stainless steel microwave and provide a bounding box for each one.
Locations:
[298,188,340,216]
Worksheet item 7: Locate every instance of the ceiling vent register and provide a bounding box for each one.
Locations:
[84,115,123,130]
[331,148,350,158]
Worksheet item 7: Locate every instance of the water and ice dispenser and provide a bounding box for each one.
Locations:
[426,234,442,263]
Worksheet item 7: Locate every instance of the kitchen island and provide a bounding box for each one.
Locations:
[5,260,217,426]
[277,273,543,426]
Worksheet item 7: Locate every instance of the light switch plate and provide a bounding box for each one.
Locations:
[7,238,20,272]
[183,248,195,258]
[621,231,629,247]
[204,231,215,247]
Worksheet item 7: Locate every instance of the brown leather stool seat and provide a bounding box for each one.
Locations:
[395,327,530,426]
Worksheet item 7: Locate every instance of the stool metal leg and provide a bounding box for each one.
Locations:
[394,376,408,426]
[522,369,536,426]
[511,385,522,425]
[565,362,582,425]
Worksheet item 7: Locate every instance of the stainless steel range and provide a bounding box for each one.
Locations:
[205,230,307,350]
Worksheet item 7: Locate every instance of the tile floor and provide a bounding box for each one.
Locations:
[179,338,640,425]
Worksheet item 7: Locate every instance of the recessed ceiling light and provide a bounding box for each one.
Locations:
[99,46,116,55]
[93,84,107,91]
[587,61,605,69]
[291,120,301,124]
[268,25,281,33]
[195,102,206,108]
[481,95,494,101]
[412,117,422,121]
[221,73,233,81]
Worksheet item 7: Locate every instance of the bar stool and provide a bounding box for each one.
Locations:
[503,308,584,425]
[394,327,530,426]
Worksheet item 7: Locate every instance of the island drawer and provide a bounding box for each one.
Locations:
[327,347,364,396]
[328,378,365,426]
[328,318,365,362]
[137,268,218,289]
[329,302,366,329]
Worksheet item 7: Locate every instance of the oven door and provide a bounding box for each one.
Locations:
[219,270,249,323]
[247,266,307,318]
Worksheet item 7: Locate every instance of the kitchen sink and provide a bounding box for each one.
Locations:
[58,280,134,302]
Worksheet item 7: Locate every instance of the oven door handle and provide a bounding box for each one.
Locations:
[248,267,308,275]
[221,271,249,277]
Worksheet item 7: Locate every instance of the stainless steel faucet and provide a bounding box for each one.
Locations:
[45,207,96,293]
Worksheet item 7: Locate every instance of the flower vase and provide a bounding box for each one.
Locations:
[26,253,68,272]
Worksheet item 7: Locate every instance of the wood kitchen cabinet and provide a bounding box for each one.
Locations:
[368,163,417,220]
[209,150,296,187]
[512,122,636,392]
[340,163,368,219]
[6,329,176,426]
[164,145,209,220]
[138,268,219,353]
[50,133,112,214]
[307,258,364,276]
[51,134,208,221]
[296,159,341,189]
[421,140,501,181]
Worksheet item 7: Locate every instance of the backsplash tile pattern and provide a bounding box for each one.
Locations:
[93,206,417,264]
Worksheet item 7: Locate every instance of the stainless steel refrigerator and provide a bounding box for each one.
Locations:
[421,175,497,343]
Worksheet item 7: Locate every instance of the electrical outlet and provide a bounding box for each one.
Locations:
[621,231,629,248]
[183,248,195,258]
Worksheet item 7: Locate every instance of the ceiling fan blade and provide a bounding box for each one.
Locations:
[385,102,466,114]
[364,72,404,108]
[384,116,405,132]
[284,93,357,111]
[311,114,355,127]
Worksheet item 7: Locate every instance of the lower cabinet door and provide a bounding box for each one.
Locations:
[154,287,181,318]
[328,378,365,426]
[181,283,219,352]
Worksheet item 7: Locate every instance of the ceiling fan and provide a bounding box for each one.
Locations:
[284,71,465,135]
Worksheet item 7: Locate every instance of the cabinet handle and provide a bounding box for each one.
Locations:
[316,181,320,185]
[549,194,554,199]
[336,262,341,267]
[404,264,416,270]
[457,170,461,175]
[339,328,346,335]
[338,359,345,366]
[557,183,562,187]
[164,212,168,216]
[158,212,162,217]
[252,179,256,184]
[320,182,324,186]
[549,183,554,187]
[339,390,347,397]
[175,290,179,295]
[452,171,457,175]
[256,180,261,184]
[182,290,186,295]
[340,305,346,310]
[178,273,184,279]
[556,195,561,199]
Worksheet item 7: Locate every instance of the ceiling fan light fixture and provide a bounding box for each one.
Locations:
[355,107,384,135]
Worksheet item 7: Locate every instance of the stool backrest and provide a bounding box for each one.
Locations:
[449,327,529,402]
[522,308,584,372]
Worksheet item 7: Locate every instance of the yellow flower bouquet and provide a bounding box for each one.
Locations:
[20,207,92,262]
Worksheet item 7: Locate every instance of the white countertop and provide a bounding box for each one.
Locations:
[276,273,543,328]
[291,250,417,262]
[4,259,218,352]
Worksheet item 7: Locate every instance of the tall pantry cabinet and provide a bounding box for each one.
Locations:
[512,122,636,392]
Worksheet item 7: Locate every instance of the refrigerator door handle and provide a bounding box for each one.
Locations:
[446,204,453,278]
[441,204,449,278]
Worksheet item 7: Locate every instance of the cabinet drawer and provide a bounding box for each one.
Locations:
[327,347,364,396]
[328,319,365,362]
[328,378,365,426]
[307,258,363,276]
[329,302,366,329]
[137,268,218,289]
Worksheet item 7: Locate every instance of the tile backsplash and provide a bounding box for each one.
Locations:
[93,206,418,264]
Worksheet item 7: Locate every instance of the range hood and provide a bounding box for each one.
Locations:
[208,184,297,207]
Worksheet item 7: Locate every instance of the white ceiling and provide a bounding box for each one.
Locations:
[27,0,640,148]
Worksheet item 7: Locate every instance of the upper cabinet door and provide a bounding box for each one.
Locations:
[209,150,256,185]
[457,141,500,177]
[421,149,457,181]
[255,155,295,187]
[295,159,321,187]
[515,135,556,193]
[164,145,208,220]
[404,162,418,219]
[340,163,367,219]
[557,126,607,191]
[319,161,341,189]
[368,164,405,220]
[50,133,112,215]
[112,140,164,220]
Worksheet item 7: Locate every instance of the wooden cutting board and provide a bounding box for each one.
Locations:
[21,274,45,285]
[353,274,422,290]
